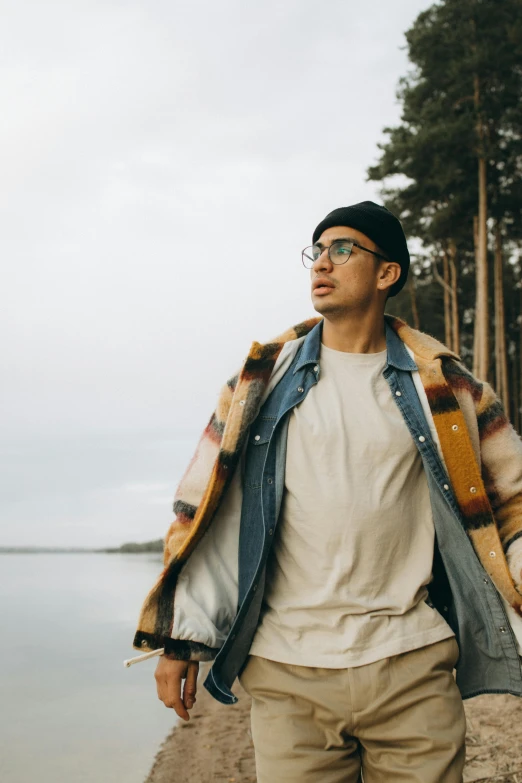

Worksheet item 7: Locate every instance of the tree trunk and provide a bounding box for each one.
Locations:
[475,155,489,380]
[473,71,489,381]
[493,224,509,411]
[443,250,451,347]
[515,280,522,429]
[409,274,420,330]
[431,251,459,351]
[448,240,460,354]
[494,230,501,394]
[512,350,519,433]
[473,215,481,376]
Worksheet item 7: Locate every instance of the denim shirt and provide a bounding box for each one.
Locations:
[204,321,522,705]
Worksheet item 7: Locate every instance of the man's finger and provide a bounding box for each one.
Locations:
[183,662,199,710]
[165,671,190,721]
[170,694,190,721]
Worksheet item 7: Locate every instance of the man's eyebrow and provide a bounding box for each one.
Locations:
[314,236,358,249]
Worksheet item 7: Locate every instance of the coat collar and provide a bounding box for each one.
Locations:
[384,314,461,363]
[252,314,460,368]
[292,318,418,374]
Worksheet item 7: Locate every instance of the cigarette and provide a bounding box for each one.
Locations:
[123,647,165,667]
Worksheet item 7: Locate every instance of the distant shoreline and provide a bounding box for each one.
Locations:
[0,539,164,554]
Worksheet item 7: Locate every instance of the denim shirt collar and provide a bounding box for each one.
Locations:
[293,318,417,375]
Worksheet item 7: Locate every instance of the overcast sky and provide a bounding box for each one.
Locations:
[2,0,434,547]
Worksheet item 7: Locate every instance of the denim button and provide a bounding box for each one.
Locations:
[418,435,426,443]
[297,387,304,393]
[268,528,274,536]
[254,435,260,441]
[267,478,273,484]
[443,484,449,490]
[395,390,402,397]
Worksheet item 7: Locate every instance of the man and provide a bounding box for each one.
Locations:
[133,201,522,782]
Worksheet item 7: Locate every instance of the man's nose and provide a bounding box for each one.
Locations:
[312,247,333,275]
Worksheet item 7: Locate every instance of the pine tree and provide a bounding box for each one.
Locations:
[368,0,522,399]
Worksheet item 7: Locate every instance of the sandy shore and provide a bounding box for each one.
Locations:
[146,667,522,783]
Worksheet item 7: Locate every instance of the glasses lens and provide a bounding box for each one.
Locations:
[329,240,353,264]
[302,247,316,268]
[302,241,354,268]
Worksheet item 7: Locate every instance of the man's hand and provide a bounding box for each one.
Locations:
[154,657,199,721]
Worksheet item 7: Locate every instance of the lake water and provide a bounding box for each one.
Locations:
[0,553,180,783]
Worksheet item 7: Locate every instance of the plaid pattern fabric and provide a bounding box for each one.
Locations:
[133,316,522,656]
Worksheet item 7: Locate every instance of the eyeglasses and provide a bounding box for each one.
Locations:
[301,239,388,269]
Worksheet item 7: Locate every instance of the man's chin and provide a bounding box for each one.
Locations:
[311,295,336,315]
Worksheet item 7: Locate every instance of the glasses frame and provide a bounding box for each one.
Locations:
[301,238,389,269]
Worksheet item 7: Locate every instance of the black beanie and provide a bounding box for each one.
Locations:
[312,201,410,297]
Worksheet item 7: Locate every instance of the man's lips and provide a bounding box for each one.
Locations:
[312,277,336,296]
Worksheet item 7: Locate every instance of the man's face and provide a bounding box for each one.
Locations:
[310,225,385,316]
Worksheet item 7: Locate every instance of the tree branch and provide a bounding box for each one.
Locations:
[431,256,455,296]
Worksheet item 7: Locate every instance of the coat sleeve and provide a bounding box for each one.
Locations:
[163,373,238,566]
[132,372,244,660]
[164,372,243,658]
[167,454,243,658]
[477,380,522,590]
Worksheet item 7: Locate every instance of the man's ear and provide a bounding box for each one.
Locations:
[377,262,401,292]
[384,262,402,287]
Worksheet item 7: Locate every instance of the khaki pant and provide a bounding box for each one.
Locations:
[239,638,466,783]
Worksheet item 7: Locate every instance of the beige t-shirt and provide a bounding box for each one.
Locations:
[249,343,454,668]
